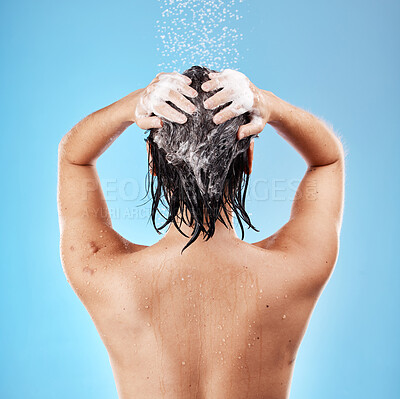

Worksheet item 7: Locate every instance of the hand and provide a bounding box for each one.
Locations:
[133,72,198,130]
[201,69,272,139]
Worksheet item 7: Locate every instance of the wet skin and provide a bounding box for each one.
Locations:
[58,72,344,398]
[62,227,332,399]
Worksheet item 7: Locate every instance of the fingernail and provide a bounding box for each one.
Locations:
[204,101,210,109]
[179,116,187,123]
[201,83,209,91]
[191,90,198,97]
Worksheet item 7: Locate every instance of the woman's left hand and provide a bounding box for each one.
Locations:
[133,72,198,130]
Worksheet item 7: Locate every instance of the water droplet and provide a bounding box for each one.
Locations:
[182,361,186,365]
[147,322,151,326]
[284,294,288,298]
[282,314,287,319]
[86,281,90,285]
[145,305,149,309]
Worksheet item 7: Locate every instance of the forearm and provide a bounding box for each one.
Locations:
[59,90,139,165]
[265,91,343,167]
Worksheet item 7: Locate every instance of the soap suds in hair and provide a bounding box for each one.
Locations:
[151,68,259,196]
[148,66,255,198]
[145,66,258,252]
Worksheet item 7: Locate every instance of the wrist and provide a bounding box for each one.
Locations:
[263,91,283,124]
[116,90,142,124]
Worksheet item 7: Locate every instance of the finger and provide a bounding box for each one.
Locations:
[175,81,198,98]
[136,116,163,130]
[204,88,231,110]
[155,75,197,98]
[237,121,264,140]
[213,103,244,125]
[177,72,192,85]
[167,90,197,115]
[159,72,192,86]
[201,77,224,92]
[181,74,192,85]
[208,72,221,79]
[154,102,187,124]
[247,140,255,174]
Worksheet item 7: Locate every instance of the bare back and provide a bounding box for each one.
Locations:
[69,235,326,399]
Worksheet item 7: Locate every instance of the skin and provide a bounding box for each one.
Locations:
[58,71,344,399]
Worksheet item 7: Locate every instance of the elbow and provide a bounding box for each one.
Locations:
[58,135,68,163]
[58,132,93,166]
[335,136,345,163]
[58,133,76,164]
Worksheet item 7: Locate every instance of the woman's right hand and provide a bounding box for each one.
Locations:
[133,72,198,130]
[201,69,275,139]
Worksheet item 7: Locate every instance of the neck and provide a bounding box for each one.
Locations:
[162,210,239,247]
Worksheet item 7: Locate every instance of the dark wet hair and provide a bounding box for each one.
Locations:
[145,65,258,252]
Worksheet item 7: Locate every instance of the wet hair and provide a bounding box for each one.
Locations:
[145,65,258,252]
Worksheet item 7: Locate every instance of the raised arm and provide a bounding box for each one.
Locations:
[202,69,345,282]
[57,72,197,291]
[258,93,345,269]
[57,91,143,293]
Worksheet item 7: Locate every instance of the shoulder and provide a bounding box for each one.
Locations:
[250,232,338,296]
[60,230,147,303]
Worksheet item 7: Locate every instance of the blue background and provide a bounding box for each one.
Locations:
[1,0,399,398]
